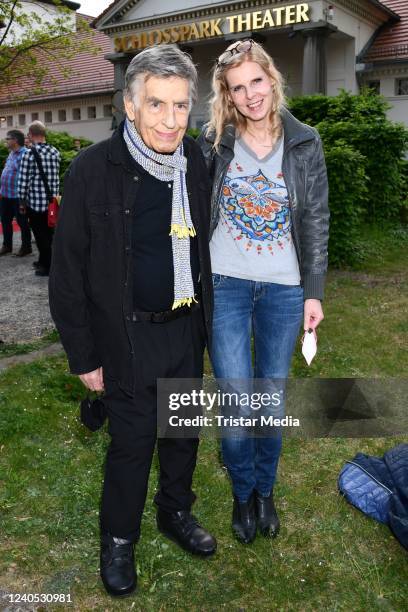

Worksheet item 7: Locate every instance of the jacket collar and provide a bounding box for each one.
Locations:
[280,107,316,150]
[205,106,316,153]
[107,120,137,173]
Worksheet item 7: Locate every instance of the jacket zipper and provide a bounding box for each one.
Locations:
[344,461,394,495]
[211,158,230,239]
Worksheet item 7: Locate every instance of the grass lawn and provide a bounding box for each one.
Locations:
[0,227,407,610]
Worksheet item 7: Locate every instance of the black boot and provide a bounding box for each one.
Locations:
[255,491,280,538]
[157,510,217,556]
[232,493,256,544]
[100,534,137,597]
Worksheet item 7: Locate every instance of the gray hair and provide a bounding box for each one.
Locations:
[124,44,198,107]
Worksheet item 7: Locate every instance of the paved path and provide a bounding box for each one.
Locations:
[0,342,63,372]
[0,232,54,344]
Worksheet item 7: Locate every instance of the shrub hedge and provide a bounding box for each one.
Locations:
[324,145,368,266]
[0,141,8,170]
[289,90,408,265]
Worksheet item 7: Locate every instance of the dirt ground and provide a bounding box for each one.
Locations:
[0,232,54,343]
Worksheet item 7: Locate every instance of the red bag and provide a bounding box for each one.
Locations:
[48,196,60,228]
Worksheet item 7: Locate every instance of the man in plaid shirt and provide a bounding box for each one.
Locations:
[0,129,32,256]
[19,121,60,276]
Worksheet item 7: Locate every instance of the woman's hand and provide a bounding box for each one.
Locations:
[304,299,324,332]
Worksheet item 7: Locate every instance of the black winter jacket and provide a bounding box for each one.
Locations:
[49,124,213,394]
[197,107,330,300]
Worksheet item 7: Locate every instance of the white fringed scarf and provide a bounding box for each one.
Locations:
[123,118,196,310]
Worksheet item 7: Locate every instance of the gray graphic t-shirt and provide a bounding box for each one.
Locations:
[210,134,300,285]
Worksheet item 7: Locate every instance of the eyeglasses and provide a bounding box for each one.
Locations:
[216,39,254,68]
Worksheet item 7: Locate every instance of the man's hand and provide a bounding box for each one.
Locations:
[79,367,104,392]
[19,199,27,215]
[304,299,324,332]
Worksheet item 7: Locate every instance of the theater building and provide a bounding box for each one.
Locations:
[94,0,408,130]
[1,0,407,142]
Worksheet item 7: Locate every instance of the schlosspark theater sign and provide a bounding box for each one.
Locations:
[114,2,310,52]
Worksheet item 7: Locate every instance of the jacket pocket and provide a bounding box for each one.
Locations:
[88,203,125,255]
[89,202,123,221]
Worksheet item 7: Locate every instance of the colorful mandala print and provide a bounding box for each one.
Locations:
[221,170,292,254]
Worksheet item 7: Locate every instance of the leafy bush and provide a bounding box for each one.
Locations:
[289,89,389,124]
[324,144,368,267]
[289,91,408,266]
[0,130,93,189]
[399,158,408,224]
[288,94,332,125]
[46,130,92,152]
[0,141,8,170]
[317,119,408,220]
[59,150,79,190]
[187,127,201,139]
[45,131,93,187]
[290,91,408,222]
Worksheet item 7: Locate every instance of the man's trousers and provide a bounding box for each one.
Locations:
[27,207,53,270]
[100,306,206,542]
[0,197,31,250]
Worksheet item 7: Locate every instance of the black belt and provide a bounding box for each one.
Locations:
[131,300,200,323]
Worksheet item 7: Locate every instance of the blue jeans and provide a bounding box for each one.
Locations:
[211,274,303,502]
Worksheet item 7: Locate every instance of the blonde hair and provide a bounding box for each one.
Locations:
[207,40,286,150]
[28,120,46,137]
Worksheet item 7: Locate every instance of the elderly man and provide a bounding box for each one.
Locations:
[49,45,215,597]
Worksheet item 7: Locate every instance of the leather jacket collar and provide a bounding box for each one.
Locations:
[204,107,316,156]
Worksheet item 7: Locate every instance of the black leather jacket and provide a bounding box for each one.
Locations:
[197,107,330,300]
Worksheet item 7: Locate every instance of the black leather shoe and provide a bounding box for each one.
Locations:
[0,246,12,255]
[100,534,136,597]
[157,510,216,556]
[15,246,32,256]
[255,491,280,538]
[232,493,256,544]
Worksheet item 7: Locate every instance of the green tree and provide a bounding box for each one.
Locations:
[0,0,97,90]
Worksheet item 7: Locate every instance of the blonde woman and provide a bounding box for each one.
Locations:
[198,40,329,544]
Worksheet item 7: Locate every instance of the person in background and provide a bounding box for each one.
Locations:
[73,138,81,152]
[198,39,329,544]
[0,129,32,256]
[18,121,60,276]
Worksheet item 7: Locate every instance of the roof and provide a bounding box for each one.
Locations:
[91,0,120,27]
[0,14,114,107]
[368,0,401,20]
[363,1,408,62]
[91,0,402,29]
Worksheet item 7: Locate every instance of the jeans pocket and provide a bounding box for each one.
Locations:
[212,273,225,289]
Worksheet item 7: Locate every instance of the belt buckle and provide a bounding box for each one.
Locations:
[152,311,166,323]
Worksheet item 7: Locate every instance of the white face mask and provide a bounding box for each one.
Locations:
[302,329,317,366]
